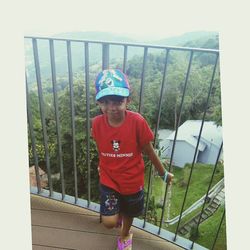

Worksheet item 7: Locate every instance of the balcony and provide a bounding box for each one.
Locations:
[25,35,226,250]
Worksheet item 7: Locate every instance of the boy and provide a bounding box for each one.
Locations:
[91,69,173,250]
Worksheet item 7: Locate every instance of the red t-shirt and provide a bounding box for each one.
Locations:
[92,110,154,195]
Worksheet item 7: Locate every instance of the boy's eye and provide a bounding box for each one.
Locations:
[99,100,124,106]
[115,100,125,105]
[99,100,108,105]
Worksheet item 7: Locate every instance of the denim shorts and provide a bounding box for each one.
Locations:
[100,184,144,217]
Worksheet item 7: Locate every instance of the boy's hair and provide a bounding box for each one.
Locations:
[95,69,130,101]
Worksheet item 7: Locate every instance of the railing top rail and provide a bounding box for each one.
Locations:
[24,35,219,54]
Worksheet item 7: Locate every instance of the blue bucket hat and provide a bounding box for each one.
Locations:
[95,69,130,101]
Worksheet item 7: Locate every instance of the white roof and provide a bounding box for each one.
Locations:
[167,120,222,149]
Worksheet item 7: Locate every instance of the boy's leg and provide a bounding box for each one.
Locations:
[100,184,121,229]
[117,189,144,248]
[120,214,133,239]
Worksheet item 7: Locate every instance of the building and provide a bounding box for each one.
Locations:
[159,120,223,168]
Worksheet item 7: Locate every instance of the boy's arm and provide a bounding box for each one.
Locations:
[142,142,174,183]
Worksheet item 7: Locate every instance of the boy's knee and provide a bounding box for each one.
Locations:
[103,221,116,229]
[101,215,118,229]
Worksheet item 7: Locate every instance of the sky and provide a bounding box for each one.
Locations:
[1,0,250,249]
[23,0,221,40]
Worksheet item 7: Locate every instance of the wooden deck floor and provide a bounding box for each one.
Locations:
[31,194,183,250]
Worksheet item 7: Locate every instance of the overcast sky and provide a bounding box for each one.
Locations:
[24,0,221,39]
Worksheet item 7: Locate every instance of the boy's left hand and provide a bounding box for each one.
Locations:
[166,172,174,184]
[160,170,174,185]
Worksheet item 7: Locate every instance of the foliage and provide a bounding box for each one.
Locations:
[27,76,101,200]
[143,194,159,225]
[196,206,226,250]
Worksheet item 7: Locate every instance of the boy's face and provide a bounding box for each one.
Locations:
[97,95,129,119]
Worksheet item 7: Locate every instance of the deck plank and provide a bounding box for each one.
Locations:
[31,195,183,250]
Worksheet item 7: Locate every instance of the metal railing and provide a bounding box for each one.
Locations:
[25,36,225,250]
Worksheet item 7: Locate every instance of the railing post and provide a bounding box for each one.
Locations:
[138,47,148,114]
[102,43,109,70]
[211,209,225,250]
[123,45,128,73]
[174,53,219,241]
[26,73,42,193]
[84,42,91,206]
[49,39,65,199]
[32,38,53,196]
[143,49,170,228]
[66,40,78,203]
[191,142,223,249]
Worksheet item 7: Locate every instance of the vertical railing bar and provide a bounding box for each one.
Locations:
[157,50,176,234]
[102,43,109,70]
[138,47,148,114]
[158,50,194,235]
[189,54,219,247]
[211,209,225,250]
[32,38,53,196]
[143,49,170,228]
[153,49,170,146]
[191,142,223,249]
[26,72,42,193]
[49,39,65,199]
[123,45,128,73]
[174,53,219,240]
[84,42,91,206]
[67,40,78,202]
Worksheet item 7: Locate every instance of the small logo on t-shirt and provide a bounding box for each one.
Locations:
[111,140,120,151]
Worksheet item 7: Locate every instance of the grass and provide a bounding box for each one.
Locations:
[196,206,227,250]
[143,161,226,249]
